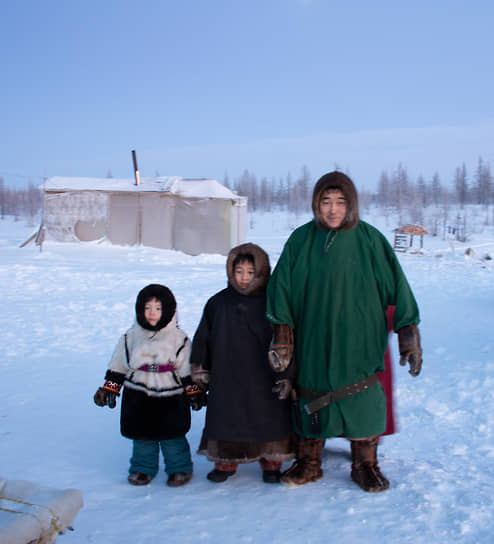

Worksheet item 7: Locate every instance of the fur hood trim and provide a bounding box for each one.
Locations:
[312,171,360,231]
[135,284,176,331]
[226,243,271,295]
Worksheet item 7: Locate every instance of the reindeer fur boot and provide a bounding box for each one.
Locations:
[350,438,389,492]
[280,437,324,488]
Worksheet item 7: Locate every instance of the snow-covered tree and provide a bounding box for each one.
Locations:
[454,163,468,208]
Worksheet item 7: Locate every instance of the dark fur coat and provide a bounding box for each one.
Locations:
[191,243,294,463]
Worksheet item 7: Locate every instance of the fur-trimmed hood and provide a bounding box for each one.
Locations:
[312,171,360,231]
[226,243,271,295]
[135,284,177,331]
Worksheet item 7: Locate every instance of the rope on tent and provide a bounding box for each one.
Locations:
[0,494,63,542]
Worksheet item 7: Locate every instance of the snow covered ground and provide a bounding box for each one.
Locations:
[1,209,493,544]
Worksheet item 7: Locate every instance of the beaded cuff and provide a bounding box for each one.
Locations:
[102,380,122,395]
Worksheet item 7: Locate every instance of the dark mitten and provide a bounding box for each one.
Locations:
[93,387,117,408]
[185,384,207,410]
[93,380,122,408]
[268,324,294,372]
[272,379,292,400]
[398,324,423,377]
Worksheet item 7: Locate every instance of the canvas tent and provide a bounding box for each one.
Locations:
[41,176,247,255]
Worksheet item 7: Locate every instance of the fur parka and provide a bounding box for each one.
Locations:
[191,243,295,463]
[105,304,192,441]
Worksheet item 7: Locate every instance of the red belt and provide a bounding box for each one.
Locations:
[137,363,175,373]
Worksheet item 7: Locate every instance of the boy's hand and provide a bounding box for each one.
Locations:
[191,366,210,389]
[272,379,292,400]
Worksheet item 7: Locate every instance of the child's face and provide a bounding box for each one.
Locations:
[234,260,255,289]
[144,297,162,327]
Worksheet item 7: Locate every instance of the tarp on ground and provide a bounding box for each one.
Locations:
[0,476,83,543]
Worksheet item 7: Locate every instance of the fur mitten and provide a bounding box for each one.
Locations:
[398,324,423,377]
[268,324,294,372]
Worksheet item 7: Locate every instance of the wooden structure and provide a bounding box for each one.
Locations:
[393,224,428,252]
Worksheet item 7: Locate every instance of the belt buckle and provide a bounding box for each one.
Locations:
[149,363,159,372]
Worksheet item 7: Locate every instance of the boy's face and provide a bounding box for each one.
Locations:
[234,260,255,289]
[144,297,162,327]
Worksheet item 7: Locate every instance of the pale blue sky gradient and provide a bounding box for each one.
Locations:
[2,0,494,190]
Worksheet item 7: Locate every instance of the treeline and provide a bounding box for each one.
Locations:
[226,158,493,217]
[2,157,493,232]
[0,178,43,222]
[376,158,492,219]
[374,159,494,239]
[224,165,314,214]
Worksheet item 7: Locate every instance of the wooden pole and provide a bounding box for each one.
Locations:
[132,150,140,186]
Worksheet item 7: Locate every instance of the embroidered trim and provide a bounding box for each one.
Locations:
[103,380,122,395]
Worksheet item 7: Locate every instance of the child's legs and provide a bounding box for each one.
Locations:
[159,436,193,476]
[129,440,160,477]
[259,458,282,472]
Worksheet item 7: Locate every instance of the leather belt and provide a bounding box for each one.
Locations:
[137,363,175,373]
[298,374,379,415]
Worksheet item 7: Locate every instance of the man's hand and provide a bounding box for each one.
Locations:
[398,324,423,377]
[268,324,294,372]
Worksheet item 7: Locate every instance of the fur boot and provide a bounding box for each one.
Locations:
[350,438,389,492]
[280,437,324,487]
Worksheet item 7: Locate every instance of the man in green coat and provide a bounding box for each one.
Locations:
[266,171,423,492]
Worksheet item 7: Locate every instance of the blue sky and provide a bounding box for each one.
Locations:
[2,0,494,190]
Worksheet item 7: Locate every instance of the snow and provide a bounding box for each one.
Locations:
[44,176,241,199]
[1,209,493,544]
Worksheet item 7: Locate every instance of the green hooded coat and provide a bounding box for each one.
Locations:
[266,220,420,439]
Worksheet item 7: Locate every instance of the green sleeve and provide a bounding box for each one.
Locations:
[266,237,296,328]
[371,229,420,331]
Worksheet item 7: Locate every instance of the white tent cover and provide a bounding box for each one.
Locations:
[42,176,247,255]
[44,176,238,199]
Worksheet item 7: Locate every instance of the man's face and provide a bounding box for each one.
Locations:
[319,189,347,229]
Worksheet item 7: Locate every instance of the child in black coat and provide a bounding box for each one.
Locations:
[191,244,294,483]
